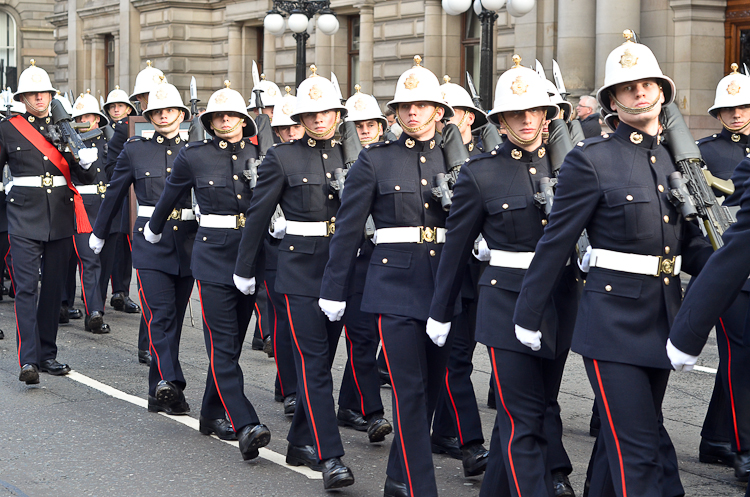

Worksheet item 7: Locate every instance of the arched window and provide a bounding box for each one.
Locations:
[0,11,17,91]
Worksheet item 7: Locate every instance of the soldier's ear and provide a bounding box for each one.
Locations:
[608,92,617,113]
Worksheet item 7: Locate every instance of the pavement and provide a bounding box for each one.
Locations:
[0,277,747,497]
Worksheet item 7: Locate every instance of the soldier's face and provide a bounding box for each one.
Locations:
[397,102,445,140]
[386,114,396,127]
[149,107,184,136]
[211,112,246,142]
[23,92,52,117]
[136,94,149,111]
[275,124,304,143]
[254,107,274,118]
[107,102,131,120]
[718,105,750,134]
[501,108,545,148]
[610,79,664,127]
[75,113,100,130]
[301,110,338,139]
[446,108,475,132]
[355,120,382,144]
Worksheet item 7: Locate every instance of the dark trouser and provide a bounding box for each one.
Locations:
[545,348,573,475]
[432,297,483,447]
[136,269,193,396]
[583,359,682,497]
[285,293,345,461]
[0,231,8,288]
[64,233,104,315]
[10,235,72,366]
[264,271,296,399]
[338,291,384,417]
[98,232,119,305]
[254,280,268,341]
[379,314,453,497]
[196,280,260,431]
[112,233,133,295]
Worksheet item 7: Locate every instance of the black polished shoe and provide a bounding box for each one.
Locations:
[0,328,4,340]
[84,311,106,334]
[286,444,323,471]
[238,423,271,461]
[367,416,392,443]
[263,336,274,358]
[69,307,83,320]
[337,408,368,431]
[384,476,409,497]
[19,364,39,384]
[147,394,190,415]
[379,367,391,387]
[735,450,750,481]
[59,305,70,324]
[251,336,265,351]
[552,470,576,497]
[199,416,237,441]
[1,285,8,296]
[154,380,180,404]
[461,442,489,477]
[110,292,125,309]
[100,323,111,333]
[699,438,735,467]
[322,457,354,490]
[431,435,462,459]
[283,394,297,416]
[40,359,70,376]
[589,412,600,438]
[138,349,152,366]
[122,295,141,313]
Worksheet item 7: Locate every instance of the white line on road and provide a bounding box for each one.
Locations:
[66,370,322,480]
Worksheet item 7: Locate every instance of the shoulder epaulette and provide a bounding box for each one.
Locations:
[363,140,392,151]
[126,135,147,144]
[576,134,609,150]
[696,134,720,146]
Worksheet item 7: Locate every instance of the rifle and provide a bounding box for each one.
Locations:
[242,158,259,189]
[466,71,504,151]
[432,123,470,210]
[329,120,364,201]
[189,76,200,117]
[48,98,103,161]
[661,102,736,250]
[567,119,586,144]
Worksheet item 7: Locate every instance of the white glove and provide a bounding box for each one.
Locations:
[78,147,98,169]
[319,298,346,322]
[89,233,105,255]
[270,217,286,239]
[233,274,256,295]
[426,318,451,347]
[515,324,542,351]
[578,245,592,272]
[473,237,491,262]
[666,338,699,372]
[194,204,201,222]
[4,181,12,194]
[143,221,162,244]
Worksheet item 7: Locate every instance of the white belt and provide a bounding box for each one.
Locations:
[589,248,681,277]
[200,214,246,229]
[286,220,335,237]
[373,227,447,244]
[138,205,196,221]
[77,184,107,195]
[13,175,66,188]
[489,250,535,269]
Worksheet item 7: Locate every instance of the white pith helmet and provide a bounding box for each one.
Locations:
[130,61,167,101]
[487,54,559,126]
[271,86,298,127]
[596,29,675,113]
[248,74,283,109]
[54,91,74,115]
[439,75,487,128]
[543,79,573,122]
[290,65,347,122]
[72,90,110,125]
[387,55,454,118]
[0,87,25,114]
[142,77,190,120]
[344,85,387,128]
[708,63,750,118]
[200,80,257,138]
[602,108,619,131]
[104,85,137,115]
[14,59,56,102]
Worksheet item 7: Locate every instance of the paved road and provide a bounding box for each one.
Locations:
[0,278,746,497]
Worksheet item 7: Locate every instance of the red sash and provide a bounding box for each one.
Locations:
[9,115,92,233]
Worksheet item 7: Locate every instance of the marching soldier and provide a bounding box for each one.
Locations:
[0,60,99,384]
[89,80,197,415]
[512,32,712,496]
[319,55,453,497]
[145,81,272,460]
[248,73,282,119]
[233,67,355,490]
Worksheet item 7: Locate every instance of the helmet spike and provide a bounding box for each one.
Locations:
[623,29,634,43]
[310,64,318,77]
[512,54,522,68]
[224,80,231,88]
[443,75,451,84]
[354,84,361,93]
[731,63,739,74]
[413,55,422,67]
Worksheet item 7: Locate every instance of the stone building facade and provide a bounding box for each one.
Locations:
[2,0,750,136]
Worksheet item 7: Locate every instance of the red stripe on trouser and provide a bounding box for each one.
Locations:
[255,302,264,339]
[719,318,741,451]
[72,237,90,315]
[136,270,163,380]
[593,359,627,497]
[285,295,323,460]
[197,281,236,431]
[265,280,285,397]
[444,368,465,446]
[378,315,414,496]
[344,326,367,415]
[490,347,522,496]
[8,239,21,367]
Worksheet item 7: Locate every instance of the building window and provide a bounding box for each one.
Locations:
[348,16,360,91]
[461,11,480,89]
[105,34,115,93]
[0,11,16,92]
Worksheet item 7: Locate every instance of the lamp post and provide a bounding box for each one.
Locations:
[264,0,340,87]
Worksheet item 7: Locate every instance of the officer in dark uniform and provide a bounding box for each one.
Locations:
[319,56,453,497]
[89,80,196,414]
[146,81,272,460]
[233,67,354,490]
[513,33,712,497]
[0,60,99,384]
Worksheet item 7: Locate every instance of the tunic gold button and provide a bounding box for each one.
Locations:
[421,179,428,186]
[331,217,336,222]
[289,246,295,251]
[173,226,178,231]
[502,203,509,209]
[233,175,239,180]
[665,246,670,254]
[529,167,536,175]
[97,168,101,172]
[209,180,214,185]
[430,250,436,256]
[382,258,388,264]
[46,189,51,193]
[203,237,207,241]
[605,285,612,292]
[323,153,328,159]
[329,194,334,199]
[491,279,497,285]
[326,172,331,178]
[541,219,548,226]
[664,277,670,285]
[237,194,242,199]
[626,195,633,201]
[167,168,171,173]
[138,227,143,232]
[650,156,656,163]
[303,178,308,183]
[658,185,664,192]
[663,215,669,223]
[232,155,237,160]
[167,150,172,155]
[420,157,426,163]
[394,185,401,191]
[43,156,48,161]
[145,172,150,176]
[424,203,430,209]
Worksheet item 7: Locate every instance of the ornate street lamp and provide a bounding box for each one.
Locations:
[264,0,340,87]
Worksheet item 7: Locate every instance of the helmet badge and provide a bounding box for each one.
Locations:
[404,73,419,90]
[510,76,528,95]
[619,49,638,69]
[727,80,741,96]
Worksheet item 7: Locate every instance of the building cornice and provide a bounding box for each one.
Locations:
[131,0,226,12]
[78,3,121,19]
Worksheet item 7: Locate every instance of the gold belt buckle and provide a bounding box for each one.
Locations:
[326,221,335,236]
[97,183,107,194]
[421,226,435,243]
[168,208,180,220]
[42,176,53,187]
[236,213,246,229]
[658,256,675,276]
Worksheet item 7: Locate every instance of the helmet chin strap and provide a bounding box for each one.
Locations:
[360,123,383,145]
[302,111,340,139]
[610,87,662,115]
[718,115,750,134]
[149,110,182,129]
[499,113,544,146]
[396,106,440,135]
[211,118,244,135]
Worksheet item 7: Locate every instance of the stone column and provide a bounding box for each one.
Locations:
[90,35,106,96]
[119,0,140,91]
[423,0,443,72]
[594,0,640,88]
[67,0,82,93]
[263,30,277,83]
[227,23,242,93]
[82,35,92,92]
[113,32,120,88]
[357,2,374,94]
[556,0,596,97]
